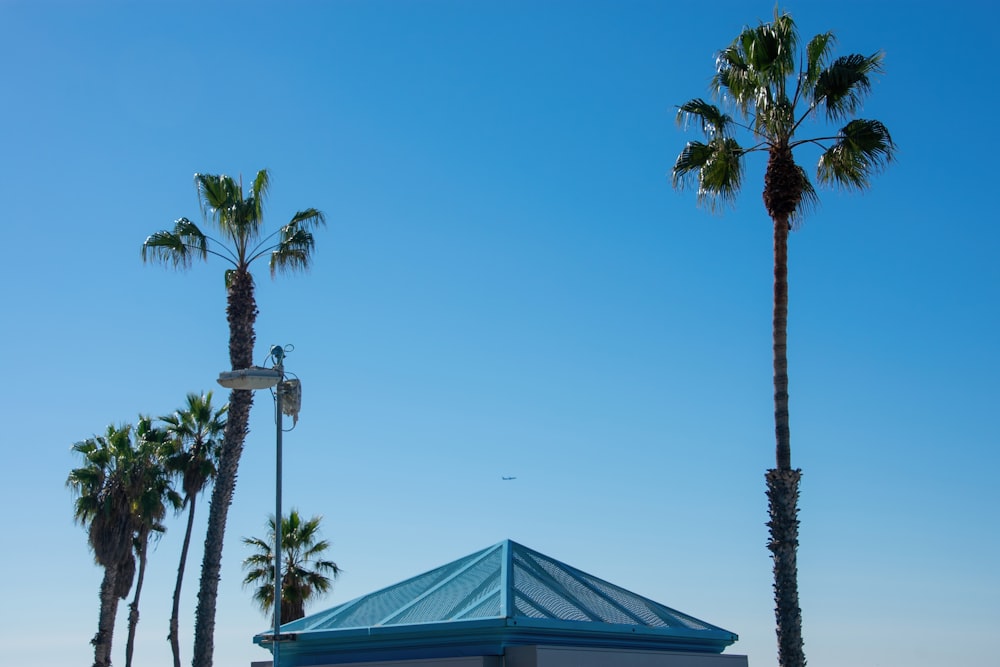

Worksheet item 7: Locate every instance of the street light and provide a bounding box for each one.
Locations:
[218,345,297,667]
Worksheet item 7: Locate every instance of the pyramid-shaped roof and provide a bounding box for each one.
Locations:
[255,539,739,665]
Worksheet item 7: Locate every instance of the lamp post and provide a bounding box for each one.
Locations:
[218,345,292,667]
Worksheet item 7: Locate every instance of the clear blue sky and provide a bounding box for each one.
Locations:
[2,1,997,666]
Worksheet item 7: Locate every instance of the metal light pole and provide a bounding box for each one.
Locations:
[271,346,285,667]
[217,344,296,667]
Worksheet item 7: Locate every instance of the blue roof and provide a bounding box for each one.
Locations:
[255,539,739,665]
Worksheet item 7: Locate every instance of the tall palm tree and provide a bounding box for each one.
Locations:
[160,392,227,667]
[242,510,341,623]
[671,10,894,667]
[124,417,182,667]
[68,422,144,667]
[142,170,324,667]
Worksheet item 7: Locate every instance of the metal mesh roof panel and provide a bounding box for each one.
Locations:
[278,540,736,651]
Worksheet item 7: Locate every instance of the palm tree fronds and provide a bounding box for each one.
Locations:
[287,207,327,229]
[813,52,884,121]
[789,166,819,229]
[672,141,712,187]
[676,99,733,138]
[803,31,835,92]
[195,173,265,256]
[195,173,241,220]
[752,10,797,80]
[714,45,753,115]
[141,231,189,266]
[720,10,797,97]
[759,97,796,141]
[270,228,317,276]
[264,208,324,275]
[672,138,744,212]
[250,169,271,206]
[172,218,209,247]
[141,218,209,268]
[115,556,136,599]
[241,510,339,620]
[161,391,226,499]
[301,539,332,561]
[817,119,895,190]
[713,11,797,134]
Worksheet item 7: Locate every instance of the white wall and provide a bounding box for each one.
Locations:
[505,646,749,667]
[253,656,502,667]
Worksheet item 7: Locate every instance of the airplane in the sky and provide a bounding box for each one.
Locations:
[501,476,517,481]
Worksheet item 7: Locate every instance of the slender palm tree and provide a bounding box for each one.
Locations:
[671,10,894,667]
[242,510,341,623]
[142,170,324,667]
[124,417,182,667]
[68,423,144,667]
[160,392,227,667]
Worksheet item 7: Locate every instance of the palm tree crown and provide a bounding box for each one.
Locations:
[672,10,894,224]
[69,423,142,577]
[162,392,228,510]
[142,170,325,284]
[242,509,341,623]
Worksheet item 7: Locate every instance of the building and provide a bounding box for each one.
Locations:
[252,539,748,667]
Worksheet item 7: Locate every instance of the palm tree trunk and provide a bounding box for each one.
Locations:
[772,211,791,470]
[764,146,805,667]
[764,146,796,471]
[125,539,149,667]
[169,495,198,667]
[192,268,257,667]
[767,467,803,667]
[93,567,120,667]
[283,595,303,624]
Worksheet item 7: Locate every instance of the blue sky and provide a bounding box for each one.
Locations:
[1,1,997,666]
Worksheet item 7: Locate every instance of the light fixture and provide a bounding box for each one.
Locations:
[217,366,283,390]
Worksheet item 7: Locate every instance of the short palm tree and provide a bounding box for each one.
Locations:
[242,510,341,623]
[160,392,227,667]
[142,170,324,667]
[671,10,894,667]
[68,422,146,667]
[124,417,182,667]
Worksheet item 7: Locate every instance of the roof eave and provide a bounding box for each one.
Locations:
[256,616,737,661]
